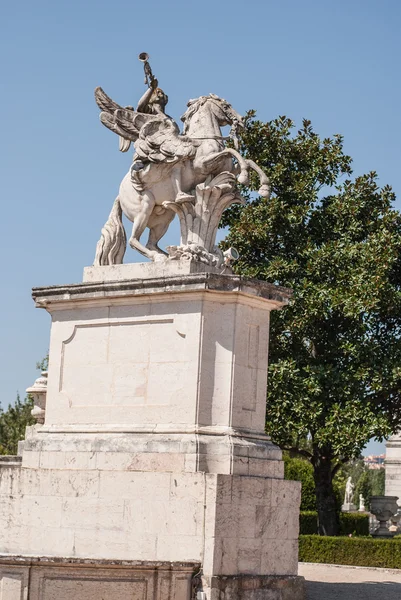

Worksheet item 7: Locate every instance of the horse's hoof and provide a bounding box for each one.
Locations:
[258,185,270,198]
[238,173,249,185]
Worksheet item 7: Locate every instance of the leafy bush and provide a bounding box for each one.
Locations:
[339,512,370,536]
[299,535,401,569]
[354,468,385,507]
[355,470,372,506]
[299,511,319,534]
[284,455,316,511]
[300,511,369,536]
[370,469,385,496]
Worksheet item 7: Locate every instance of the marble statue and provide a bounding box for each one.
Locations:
[344,477,355,505]
[359,493,366,512]
[94,53,270,266]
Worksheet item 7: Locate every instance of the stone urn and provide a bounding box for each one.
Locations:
[370,495,399,537]
[26,371,48,425]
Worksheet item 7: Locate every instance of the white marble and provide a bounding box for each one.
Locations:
[34,276,285,434]
[83,260,229,282]
[93,58,270,265]
[0,463,300,575]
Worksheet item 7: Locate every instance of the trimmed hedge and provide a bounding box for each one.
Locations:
[340,512,370,536]
[299,511,318,534]
[300,511,369,536]
[299,535,401,569]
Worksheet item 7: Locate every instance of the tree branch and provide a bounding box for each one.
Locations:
[281,446,312,460]
[331,457,349,477]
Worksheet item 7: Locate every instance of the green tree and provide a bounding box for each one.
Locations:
[222,113,401,535]
[284,454,316,510]
[0,394,34,455]
[370,469,385,496]
[355,470,372,507]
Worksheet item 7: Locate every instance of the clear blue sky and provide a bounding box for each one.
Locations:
[1,0,400,455]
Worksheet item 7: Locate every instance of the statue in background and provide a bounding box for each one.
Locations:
[94,53,270,266]
[342,476,357,512]
[344,477,355,505]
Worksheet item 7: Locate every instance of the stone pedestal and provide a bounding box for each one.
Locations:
[385,434,401,505]
[341,503,357,513]
[0,269,305,600]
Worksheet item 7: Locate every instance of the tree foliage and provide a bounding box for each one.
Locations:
[284,454,316,510]
[0,394,34,455]
[354,469,385,506]
[223,112,401,534]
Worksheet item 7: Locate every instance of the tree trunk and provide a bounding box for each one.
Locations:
[312,450,339,536]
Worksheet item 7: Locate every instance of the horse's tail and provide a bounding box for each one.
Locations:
[94,197,127,266]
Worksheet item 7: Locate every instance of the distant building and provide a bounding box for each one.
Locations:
[363,454,385,470]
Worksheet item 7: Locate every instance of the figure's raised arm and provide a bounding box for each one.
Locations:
[137,79,158,113]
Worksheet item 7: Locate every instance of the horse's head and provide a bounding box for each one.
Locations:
[181,94,244,134]
[206,94,244,128]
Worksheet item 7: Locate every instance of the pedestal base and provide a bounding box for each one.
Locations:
[0,270,304,599]
[205,574,306,600]
[0,459,301,575]
[0,556,197,600]
[373,527,395,538]
[0,557,306,600]
[341,503,357,512]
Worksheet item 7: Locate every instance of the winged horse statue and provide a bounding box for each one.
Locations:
[94,54,270,265]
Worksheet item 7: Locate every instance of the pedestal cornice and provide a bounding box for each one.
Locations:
[32,272,292,311]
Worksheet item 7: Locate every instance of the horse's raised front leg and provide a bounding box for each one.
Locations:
[245,158,271,198]
[198,148,270,198]
[198,148,250,184]
[129,191,166,262]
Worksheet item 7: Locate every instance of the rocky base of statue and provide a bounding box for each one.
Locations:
[341,503,357,512]
[167,243,224,267]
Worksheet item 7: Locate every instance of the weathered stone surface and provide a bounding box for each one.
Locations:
[32,273,291,307]
[83,261,229,283]
[29,275,289,435]
[205,574,306,600]
[0,556,305,600]
[0,465,300,573]
[0,271,303,598]
[0,556,198,600]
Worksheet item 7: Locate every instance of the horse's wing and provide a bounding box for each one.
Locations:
[99,113,138,142]
[114,109,156,142]
[94,87,123,113]
[95,88,147,148]
[98,105,158,144]
[134,118,197,164]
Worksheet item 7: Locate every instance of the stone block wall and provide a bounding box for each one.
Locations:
[0,556,197,600]
[0,462,300,575]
